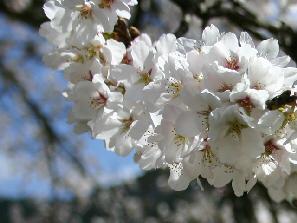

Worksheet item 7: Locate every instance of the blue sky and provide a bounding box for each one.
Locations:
[0,137,141,199]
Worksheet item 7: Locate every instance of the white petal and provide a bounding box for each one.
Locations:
[175,111,205,137]
[110,132,133,156]
[257,38,279,59]
[104,39,126,65]
[271,56,291,67]
[137,147,161,170]
[155,33,177,56]
[232,173,246,197]
[131,40,150,69]
[240,32,255,48]
[258,111,284,135]
[219,32,239,52]
[43,0,59,20]
[168,166,191,191]
[216,135,240,165]
[129,119,150,140]
[212,167,233,187]
[114,1,131,19]
[202,24,220,45]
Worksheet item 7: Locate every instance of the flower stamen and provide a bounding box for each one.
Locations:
[225,55,240,71]
[99,0,114,8]
[90,91,108,109]
[237,97,255,113]
[226,119,248,138]
[79,3,92,19]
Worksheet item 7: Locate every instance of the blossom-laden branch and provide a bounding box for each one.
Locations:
[39,0,297,203]
[2,0,297,205]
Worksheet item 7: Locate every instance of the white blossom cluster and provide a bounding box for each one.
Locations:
[40,0,297,201]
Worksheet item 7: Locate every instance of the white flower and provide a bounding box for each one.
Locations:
[44,0,100,43]
[90,106,152,156]
[44,33,126,72]
[64,59,102,84]
[39,21,69,47]
[110,36,163,108]
[176,89,221,138]
[230,76,269,111]
[134,127,164,171]
[255,138,290,177]
[168,152,201,191]
[209,105,265,169]
[154,52,193,107]
[206,32,256,74]
[70,75,122,120]
[247,57,285,94]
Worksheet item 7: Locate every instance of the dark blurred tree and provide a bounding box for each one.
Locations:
[0,170,296,223]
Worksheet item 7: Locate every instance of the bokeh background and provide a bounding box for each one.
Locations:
[1,0,297,222]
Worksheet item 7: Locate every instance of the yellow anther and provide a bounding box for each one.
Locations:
[79,4,92,19]
[121,116,133,132]
[72,54,84,63]
[174,135,187,147]
[226,119,248,138]
[139,71,152,86]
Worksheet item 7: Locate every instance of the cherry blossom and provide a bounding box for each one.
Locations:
[40,0,297,202]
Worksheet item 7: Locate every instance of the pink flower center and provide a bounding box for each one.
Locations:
[225,57,240,71]
[218,83,232,92]
[122,53,133,65]
[264,140,279,155]
[90,92,107,109]
[237,97,254,113]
